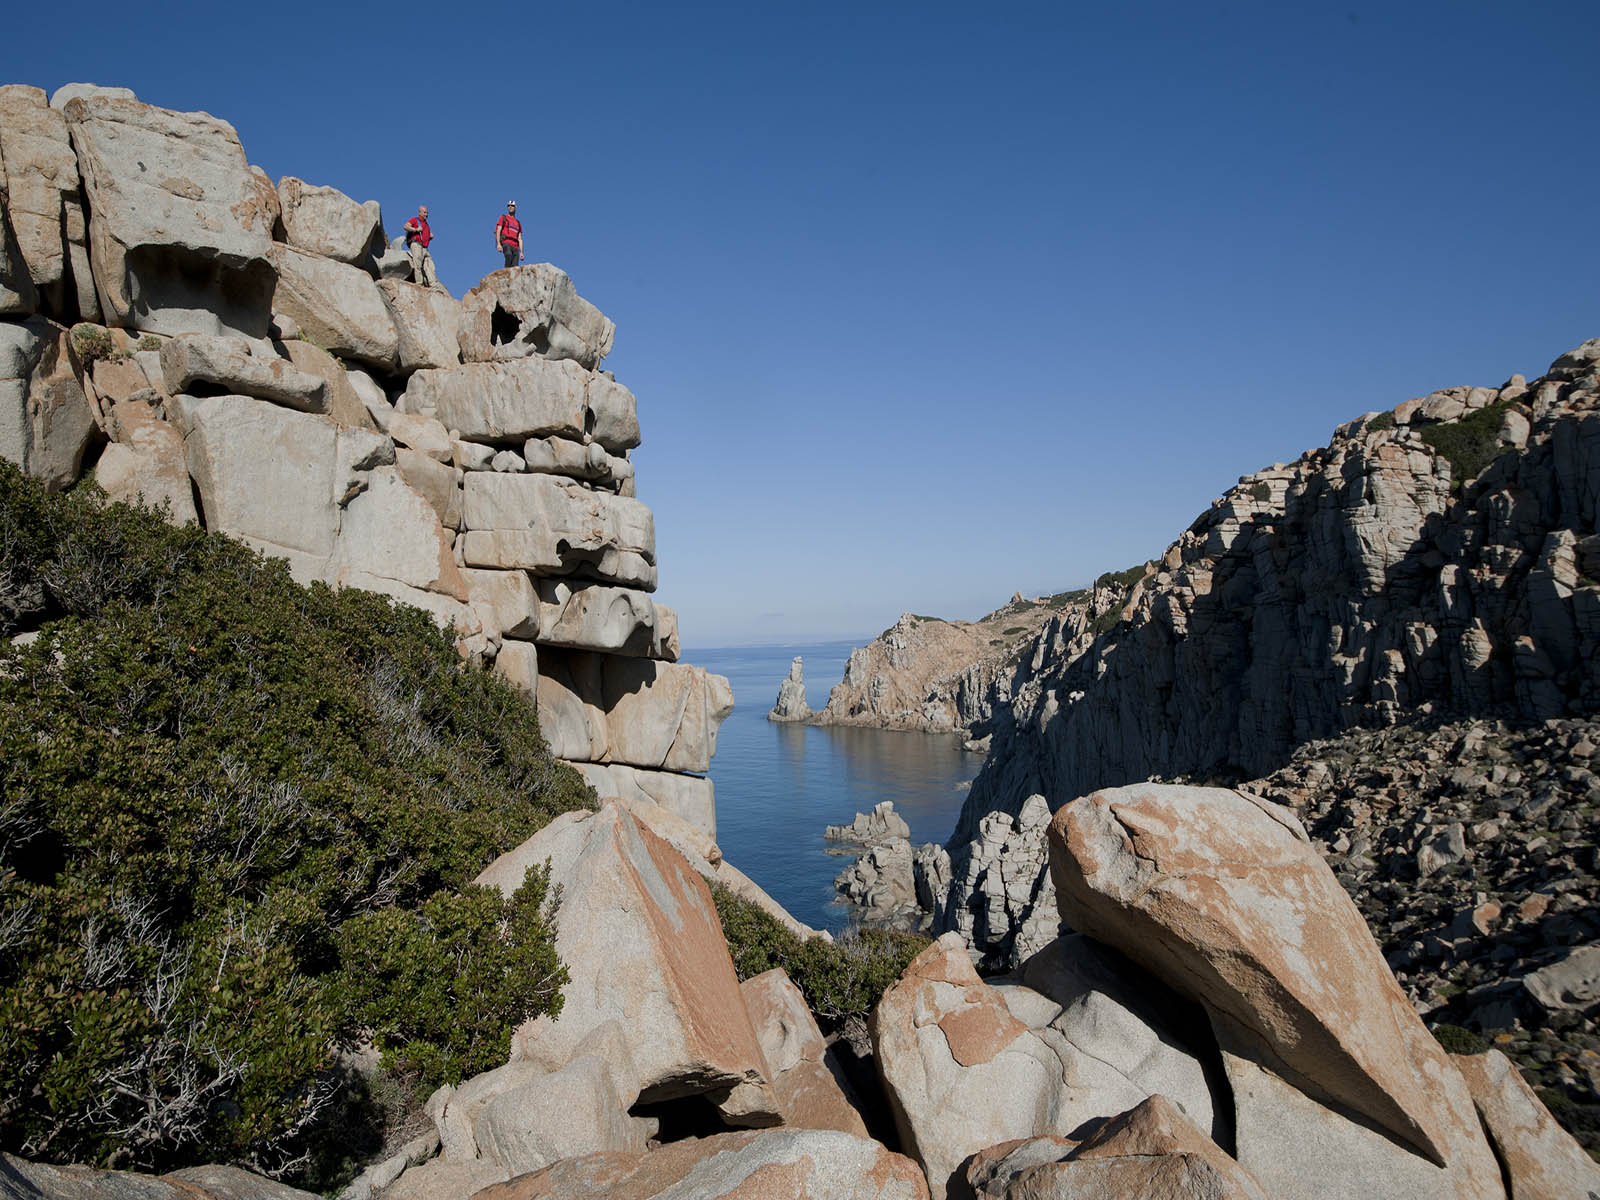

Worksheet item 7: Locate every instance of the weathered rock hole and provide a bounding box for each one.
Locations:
[489,303,521,347]
[629,1095,736,1146]
[125,247,274,339]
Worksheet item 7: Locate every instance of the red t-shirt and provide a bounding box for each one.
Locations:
[496,214,522,246]
[406,217,432,248]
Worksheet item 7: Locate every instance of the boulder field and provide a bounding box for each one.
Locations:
[13,786,1596,1199]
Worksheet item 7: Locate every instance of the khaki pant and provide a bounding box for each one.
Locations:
[408,240,437,288]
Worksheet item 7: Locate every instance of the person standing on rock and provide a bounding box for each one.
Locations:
[403,204,438,288]
[494,200,523,268]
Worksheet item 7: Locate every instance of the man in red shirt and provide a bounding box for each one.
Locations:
[402,205,439,289]
[494,200,523,269]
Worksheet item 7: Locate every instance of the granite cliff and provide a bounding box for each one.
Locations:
[0,80,740,845]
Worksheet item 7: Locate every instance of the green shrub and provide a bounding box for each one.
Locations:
[711,885,928,1024]
[1249,481,1271,502]
[1418,399,1515,491]
[1090,608,1122,638]
[1366,410,1396,432]
[1002,625,1026,636]
[0,461,590,1179]
[136,334,162,352]
[1430,1023,1489,1056]
[1093,563,1147,593]
[69,323,116,364]
[336,865,565,1088]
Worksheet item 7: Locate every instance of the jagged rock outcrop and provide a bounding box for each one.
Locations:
[0,82,726,827]
[768,655,810,721]
[833,837,920,928]
[0,86,98,322]
[825,800,910,843]
[922,794,1058,970]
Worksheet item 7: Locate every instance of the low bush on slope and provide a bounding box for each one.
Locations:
[0,462,590,1182]
[711,883,928,1024]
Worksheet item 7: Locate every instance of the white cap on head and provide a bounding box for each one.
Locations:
[508,199,516,206]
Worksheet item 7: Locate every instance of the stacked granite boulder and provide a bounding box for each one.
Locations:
[0,82,728,841]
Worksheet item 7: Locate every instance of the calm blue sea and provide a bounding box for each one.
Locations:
[687,641,983,933]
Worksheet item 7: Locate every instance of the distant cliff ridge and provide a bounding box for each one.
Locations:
[948,339,1600,844]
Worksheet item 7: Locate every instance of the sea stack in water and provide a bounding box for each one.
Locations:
[768,655,811,721]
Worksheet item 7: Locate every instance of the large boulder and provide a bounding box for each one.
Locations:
[267,244,399,370]
[534,650,733,772]
[378,279,462,372]
[470,1128,929,1200]
[0,318,96,490]
[741,968,868,1137]
[1453,1049,1600,1199]
[459,474,656,588]
[469,1055,654,1177]
[520,435,633,491]
[1048,783,1504,1198]
[63,94,276,337]
[159,334,327,413]
[172,393,345,581]
[394,447,461,529]
[569,761,715,840]
[474,804,771,1108]
[0,1154,317,1200]
[49,84,137,109]
[965,1095,1271,1200]
[462,567,540,639]
[458,264,615,369]
[0,162,37,316]
[534,578,672,657]
[275,177,382,265]
[99,401,198,523]
[872,932,1219,1200]
[328,467,467,600]
[275,338,376,431]
[399,357,639,453]
[0,85,96,320]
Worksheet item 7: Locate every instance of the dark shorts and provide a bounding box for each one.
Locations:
[502,245,518,268]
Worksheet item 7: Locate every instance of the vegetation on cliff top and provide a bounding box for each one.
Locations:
[0,462,590,1183]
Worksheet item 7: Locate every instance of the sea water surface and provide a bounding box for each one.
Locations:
[688,641,983,933]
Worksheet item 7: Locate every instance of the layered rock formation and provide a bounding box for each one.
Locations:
[0,82,727,840]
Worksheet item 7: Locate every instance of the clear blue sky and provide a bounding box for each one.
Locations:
[7,2,1596,647]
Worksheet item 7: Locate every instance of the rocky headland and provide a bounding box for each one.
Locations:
[798,582,1143,740]
[5,78,1599,1200]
